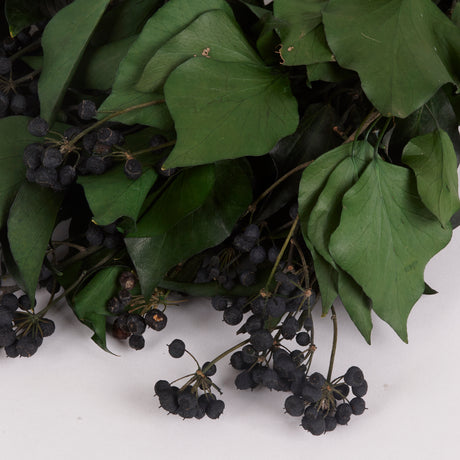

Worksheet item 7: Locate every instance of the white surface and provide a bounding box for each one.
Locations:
[1,228,459,460]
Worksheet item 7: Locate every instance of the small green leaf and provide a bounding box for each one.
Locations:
[402,129,460,227]
[5,0,43,36]
[307,141,373,266]
[329,158,452,341]
[136,9,261,93]
[39,0,111,123]
[7,182,63,301]
[163,59,298,167]
[0,116,37,228]
[337,271,372,344]
[274,0,332,65]
[98,0,232,126]
[72,266,124,352]
[125,160,252,298]
[78,165,157,226]
[323,0,460,117]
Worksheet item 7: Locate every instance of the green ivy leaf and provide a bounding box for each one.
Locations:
[7,182,63,301]
[75,35,138,91]
[163,59,298,167]
[323,0,460,117]
[307,141,374,266]
[39,0,111,123]
[98,0,232,127]
[91,0,162,45]
[402,130,460,227]
[274,0,332,66]
[5,0,43,36]
[136,9,261,93]
[125,160,252,298]
[0,116,37,228]
[72,266,123,352]
[329,158,452,342]
[78,166,157,226]
[309,247,338,314]
[337,271,372,344]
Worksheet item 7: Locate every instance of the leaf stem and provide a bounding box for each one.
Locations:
[327,305,338,382]
[69,99,166,146]
[9,39,42,62]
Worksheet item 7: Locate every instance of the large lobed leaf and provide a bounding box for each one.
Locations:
[98,0,232,127]
[323,0,460,117]
[39,0,111,123]
[329,158,452,342]
[125,160,252,298]
[163,59,299,167]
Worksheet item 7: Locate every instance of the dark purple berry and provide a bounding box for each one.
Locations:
[27,117,49,137]
[124,158,143,180]
[129,334,145,350]
[144,309,167,331]
[78,100,97,120]
[168,339,185,358]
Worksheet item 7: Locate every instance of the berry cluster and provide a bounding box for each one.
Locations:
[194,223,280,289]
[23,105,146,191]
[107,272,172,350]
[0,292,55,358]
[155,339,225,419]
[0,26,43,119]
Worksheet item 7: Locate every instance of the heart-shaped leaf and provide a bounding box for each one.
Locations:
[329,158,452,341]
[163,59,298,167]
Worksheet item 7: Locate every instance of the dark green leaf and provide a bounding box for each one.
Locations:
[136,9,262,93]
[5,0,43,36]
[389,87,460,162]
[72,266,124,352]
[323,0,460,117]
[0,116,36,228]
[453,2,460,27]
[329,158,452,341]
[75,35,138,91]
[98,0,232,126]
[7,182,63,301]
[274,0,332,65]
[91,0,162,45]
[307,62,356,83]
[402,129,460,227]
[39,0,111,123]
[125,160,252,298]
[337,271,372,344]
[78,165,157,226]
[307,141,374,266]
[163,59,298,167]
[310,247,338,314]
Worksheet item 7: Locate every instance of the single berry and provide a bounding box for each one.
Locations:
[309,372,326,390]
[1,293,19,312]
[124,158,143,180]
[333,383,350,400]
[23,143,44,169]
[0,56,11,75]
[335,403,353,425]
[205,399,225,419]
[39,319,55,337]
[168,339,186,358]
[119,271,136,290]
[78,100,97,120]
[344,366,365,387]
[202,361,217,377]
[27,117,49,137]
[352,380,368,397]
[285,395,305,417]
[350,397,366,415]
[249,246,266,264]
[211,296,228,311]
[223,306,243,326]
[144,309,167,331]
[250,329,274,352]
[126,314,146,335]
[42,147,63,168]
[59,165,77,186]
[16,335,39,357]
[129,334,145,350]
[296,331,311,347]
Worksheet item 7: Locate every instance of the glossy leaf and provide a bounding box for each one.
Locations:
[136,9,261,92]
[125,160,252,298]
[39,0,111,123]
[7,182,63,301]
[323,0,460,117]
[78,165,157,226]
[329,158,452,341]
[307,141,374,266]
[0,116,36,228]
[72,266,123,351]
[402,130,460,227]
[274,0,332,65]
[98,0,232,126]
[163,59,298,167]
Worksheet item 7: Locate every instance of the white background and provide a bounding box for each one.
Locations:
[1,224,459,460]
